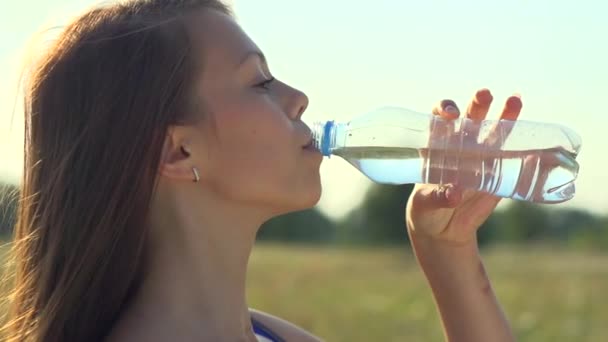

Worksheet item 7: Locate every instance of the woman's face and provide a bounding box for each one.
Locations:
[184,10,323,214]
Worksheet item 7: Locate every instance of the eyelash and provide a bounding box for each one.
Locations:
[255,77,275,90]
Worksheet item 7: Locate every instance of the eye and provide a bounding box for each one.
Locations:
[255,77,275,90]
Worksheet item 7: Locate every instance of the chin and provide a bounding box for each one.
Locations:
[270,184,322,216]
[300,178,322,207]
[299,187,322,210]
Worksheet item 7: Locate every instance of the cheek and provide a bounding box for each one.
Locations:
[215,140,298,204]
[207,103,298,201]
[215,102,293,158]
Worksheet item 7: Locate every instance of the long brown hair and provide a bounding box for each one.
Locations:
[2,1,231,341]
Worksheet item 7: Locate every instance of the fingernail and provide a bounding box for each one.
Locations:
[444,105,459,115]
[445,186,453,200]
[435,185,445,201]
[513,93,522,99]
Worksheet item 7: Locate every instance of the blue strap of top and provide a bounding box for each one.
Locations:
[251,318,284,342]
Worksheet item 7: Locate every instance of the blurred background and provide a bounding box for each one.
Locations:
[1,0,607,341]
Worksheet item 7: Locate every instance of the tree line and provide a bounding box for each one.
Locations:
[1,181,607,250]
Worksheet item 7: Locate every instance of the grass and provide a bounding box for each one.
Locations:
[247,244,608,342]
[1,243,606,341]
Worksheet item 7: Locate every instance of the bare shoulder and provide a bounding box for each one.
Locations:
[249,308,323,342]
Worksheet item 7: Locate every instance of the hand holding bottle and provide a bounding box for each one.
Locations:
[406,89,523,245]
[404,89,523,342]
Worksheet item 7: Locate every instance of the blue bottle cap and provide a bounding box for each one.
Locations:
[322,121,334,156]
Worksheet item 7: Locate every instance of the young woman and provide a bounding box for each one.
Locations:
[3,0,522,341]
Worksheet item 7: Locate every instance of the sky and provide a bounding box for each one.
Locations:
[1,0,607,219]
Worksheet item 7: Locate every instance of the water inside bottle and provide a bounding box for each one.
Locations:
[332,146,578,203]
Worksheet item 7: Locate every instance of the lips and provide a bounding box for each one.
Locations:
[302,138,313,149]
[301,128,319,152]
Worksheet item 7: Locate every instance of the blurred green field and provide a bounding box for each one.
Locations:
[247,244,608,342]
[1,243,607,341]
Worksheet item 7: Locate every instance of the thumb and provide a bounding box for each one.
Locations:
[411,183,463,211]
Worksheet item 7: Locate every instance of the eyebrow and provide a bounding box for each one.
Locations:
[236,51,267,69]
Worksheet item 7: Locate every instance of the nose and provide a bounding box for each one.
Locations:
[285,84,309,121]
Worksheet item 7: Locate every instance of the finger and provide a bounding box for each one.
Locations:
[413,183,463,210]
[485,94,523,147]
[432,99,461,120]
[466,89,493,121]
[449,192,502,232]
[427,100,460,185]
[430,99,460,145]
[463,89,493,147]
[499,94,523,121]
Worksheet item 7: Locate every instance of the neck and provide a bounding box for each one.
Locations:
[126,186,269,341]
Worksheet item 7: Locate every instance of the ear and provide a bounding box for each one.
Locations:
[158,129,198,182]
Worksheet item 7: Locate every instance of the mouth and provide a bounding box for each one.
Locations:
[302,137,316,151]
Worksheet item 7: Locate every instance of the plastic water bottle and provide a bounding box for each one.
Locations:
[311,107,582,203]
